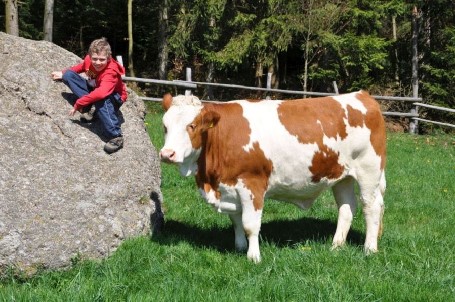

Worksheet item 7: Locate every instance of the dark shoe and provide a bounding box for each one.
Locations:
[104,136,123,154]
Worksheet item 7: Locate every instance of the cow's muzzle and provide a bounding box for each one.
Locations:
[159,149,176,163]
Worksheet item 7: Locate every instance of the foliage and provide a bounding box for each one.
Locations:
[421,28,455,107]
[311,32,390,91]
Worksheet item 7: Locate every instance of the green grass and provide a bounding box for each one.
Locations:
[1,102,454,301]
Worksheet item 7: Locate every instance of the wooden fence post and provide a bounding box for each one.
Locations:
[266,72,272,100]
[116,55,124,67]
[333,81,339,94]
[185,67,192,96]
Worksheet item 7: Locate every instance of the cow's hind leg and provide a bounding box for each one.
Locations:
[359,171,385,254]
[229,213,248,252]
[331,176,357,250]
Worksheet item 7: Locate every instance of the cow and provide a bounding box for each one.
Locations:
[159,91,386,263]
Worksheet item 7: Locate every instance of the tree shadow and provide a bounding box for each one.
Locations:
[61,92,125,142]
[152,217,365,253]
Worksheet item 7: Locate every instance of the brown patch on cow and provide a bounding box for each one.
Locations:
[278,97,348,145]
[238,142,273,211]
[355,91,387,170]
[309,145,344,182]
[195,102,272,211]
[188,109,221,150]
[277,97,348,182]
[347,104,364,127]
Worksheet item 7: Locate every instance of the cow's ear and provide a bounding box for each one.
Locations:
[162,93,173,111]
[201,110,220,131]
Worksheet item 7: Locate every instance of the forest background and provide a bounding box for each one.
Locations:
[1,0,454,132]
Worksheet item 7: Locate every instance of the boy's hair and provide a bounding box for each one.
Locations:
[88,38,112,57]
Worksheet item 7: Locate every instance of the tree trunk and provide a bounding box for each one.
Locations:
[5,0,19,36]
[302,0,313,95]
[255,61,263,88]
[127,0,135,77]
[392,15,399,85]
[267,57,279,89]
[410,6,420,134]
[158,0,169,80]
[43,0,54,42]
[205,16,216,99]
[79,26,85,53]
[206,62,215,100]
[303,30,310,94]
[411,6,419,99]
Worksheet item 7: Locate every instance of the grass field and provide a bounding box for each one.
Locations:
[1,103,454,301]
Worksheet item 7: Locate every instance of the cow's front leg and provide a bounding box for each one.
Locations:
[237,182,264,263]
[228,213,247,252]
[244,215,262,264]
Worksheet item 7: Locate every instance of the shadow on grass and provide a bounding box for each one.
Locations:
[152,217,365,253]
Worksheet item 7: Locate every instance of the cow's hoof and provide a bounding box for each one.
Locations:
[247,252,261,263]
[364,246,378,255]
[331,240,345,251]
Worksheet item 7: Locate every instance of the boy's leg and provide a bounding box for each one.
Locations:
[62,70,93,114]
[62,70,91,98]
[94,95,123,153]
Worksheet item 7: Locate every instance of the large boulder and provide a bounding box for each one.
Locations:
[0,32,163,275]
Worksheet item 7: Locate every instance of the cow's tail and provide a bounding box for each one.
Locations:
[378,170,386,239]
[379,170,386,197]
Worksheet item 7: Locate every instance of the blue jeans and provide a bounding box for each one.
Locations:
[62,70,122,139]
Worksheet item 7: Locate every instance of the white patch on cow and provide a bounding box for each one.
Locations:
[162,103,203,176]
[322,126,373,175]
[332,91,367,114]
[199,183,241,214]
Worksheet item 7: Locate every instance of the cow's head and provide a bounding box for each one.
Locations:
[160,93,220,176]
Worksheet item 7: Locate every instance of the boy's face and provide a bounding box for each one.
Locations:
[90,51,109,71]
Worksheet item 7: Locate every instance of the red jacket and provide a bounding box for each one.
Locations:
[66,55,128,110]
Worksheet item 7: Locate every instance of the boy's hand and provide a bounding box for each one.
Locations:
[51,71,63,80]
[69,108,78,116]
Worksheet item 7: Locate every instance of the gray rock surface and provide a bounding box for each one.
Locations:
[0,32,164,275]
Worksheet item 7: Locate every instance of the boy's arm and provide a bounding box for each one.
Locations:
[68,60,86,74]
[51,57,86,80]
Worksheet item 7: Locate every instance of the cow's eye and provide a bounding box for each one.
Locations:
[163,125,167,134]
[187,124,196,131]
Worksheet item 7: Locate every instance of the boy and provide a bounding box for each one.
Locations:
[51,38,127,154]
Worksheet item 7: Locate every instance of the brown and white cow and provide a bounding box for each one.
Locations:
[160,91,386,263]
